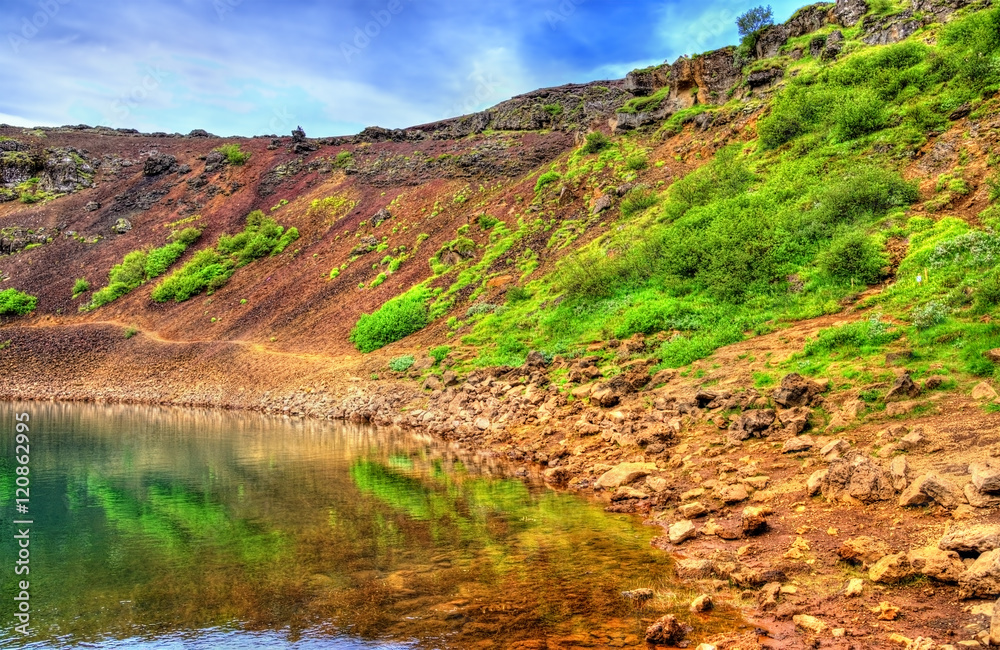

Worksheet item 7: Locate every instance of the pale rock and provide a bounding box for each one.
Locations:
[742,475,770,490]
[842,398,866,419]
[696,645,718,650]
[742,506,770,536]
[890,455,910,491]
[595,462,657,489]
[669,519,697,545]
[690,594,713,612]
[832,628,846,638]
[838,536,894,567]
[474,417,490,430]
[907,546,966,583]
[782,435,815,453]
[846,578,864,596]
[966,483,1000,508]
[674,558,715,580]
[679,501,708,519]
[793,614,827,634]
[870,552,912,583]
[972,382,999,401]
[825,413,850,433]
[899,429,926,450]
[959,549,1000,599]
[885,400,920,417]
[899,472,965,509]
[820,439,850,462]
[939,524,1000,554]
[971,462,1000,494]
[646,476,669,492]
[571,383,595,398]
[716,483,749,504]
[681,487,706,501]
[806,469,828,496]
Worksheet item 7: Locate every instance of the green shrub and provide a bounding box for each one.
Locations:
[581,132,610,154]
[478,214,500,230]
[737,5,773,36]
[818,231,888,285]
[0,289,37,315]
[804,314,899,356]
[151,250,234,302]
[813,167,918,225]
[625,154,648,171]
[620,187,660,218]
[388,355,415,372]
[171,227,202,246]
[144,242,187,278]
[72,278,90,298]
[429,345,451,364]
[123,326,138,339]
[506,286,531,304]
[911,301,949,329]
[542,103,563,117]
[834,89,889,141]
[350,286,432,352]
[974,271,1000,313]
[334,151,353,167]
[215,143,251,165]
[535,171,561,193]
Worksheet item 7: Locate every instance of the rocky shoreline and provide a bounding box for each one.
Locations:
[2,322,999,649]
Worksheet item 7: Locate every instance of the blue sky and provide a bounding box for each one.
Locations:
[1,0,805,137]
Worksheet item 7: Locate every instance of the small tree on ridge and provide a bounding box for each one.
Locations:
[737,5,774,37]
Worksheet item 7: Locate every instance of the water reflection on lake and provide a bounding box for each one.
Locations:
[0,402,722,648]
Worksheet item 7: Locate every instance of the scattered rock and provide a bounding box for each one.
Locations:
[113,218,132,234]
[899,472,965,510]
[885,400,921,417]
[846,578,864,597]
[773,373,825,408]
[782,435,815,453]
[939,524,1000,555]
[806,469,828,496]
[820,439,850,462]
[823,454,897,503]
[991,596,1000,646]
[668,519,697,545]
[594,462,656,489]
[143,153,176,176]
[741,506,770,536]
[83,200,100,212]
[972,382,999,401]
[885,372,921,402]
[890,456,909,491]
[621,588,654,603]
[870,553,912,584]
[729,409,775,441]
[716,483,749,504]
[591,194,612,215]
[959,549,1000,599]
[966,483,1000,508]
[907,546,966,583]
[645,614,688,645]
[839,536,895,568]
[679,501,708,519]
[690,594,713,613]
[675,558,715,580]
[833,0,869,26]
[971,462,1000,494]
[793,614,828,634]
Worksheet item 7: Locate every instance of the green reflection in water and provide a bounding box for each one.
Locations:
[0,402,739,649]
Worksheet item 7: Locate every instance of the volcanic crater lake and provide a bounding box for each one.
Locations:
[0,402,728,649]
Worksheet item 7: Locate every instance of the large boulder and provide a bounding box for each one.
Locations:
[143,152,176,176]
[899,473,965,510]
[885,372,921,402]
[645,614,688,645]
[940,524,1000,555]
[959,549,1000,599]
[971,461,1000,494]
[870,552,912,583]
[862,10,923,46]
[907,546,966,583]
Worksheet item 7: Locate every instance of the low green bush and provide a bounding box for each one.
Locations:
[535,171,561,193]
[72,278,90,298]
[350,286,432,353]
[819,231,888,285]
[0,289,37,315]
[804,314,899,356]
[429,345,451,364]
[581,132,610,154]
[388,355,415,372]
[215,143,251,165]
[151,249,233,302]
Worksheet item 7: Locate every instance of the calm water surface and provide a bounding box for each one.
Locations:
[0,402,721,649]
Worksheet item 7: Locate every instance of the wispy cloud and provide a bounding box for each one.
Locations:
[2,0,789,136]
